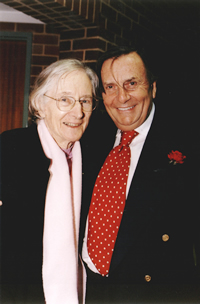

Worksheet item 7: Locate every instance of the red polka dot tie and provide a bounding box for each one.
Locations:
[87,130,138,276]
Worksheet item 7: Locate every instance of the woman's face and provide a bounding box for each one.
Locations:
[39,70,93,149]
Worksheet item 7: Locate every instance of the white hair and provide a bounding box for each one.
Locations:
[29,59,98,122]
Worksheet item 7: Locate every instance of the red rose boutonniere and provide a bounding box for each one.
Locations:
[168,150,186,165]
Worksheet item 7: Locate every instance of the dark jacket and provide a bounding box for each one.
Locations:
[80,105,200,303]
[0,124,50,303]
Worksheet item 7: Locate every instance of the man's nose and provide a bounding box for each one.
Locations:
[117,86,130,103]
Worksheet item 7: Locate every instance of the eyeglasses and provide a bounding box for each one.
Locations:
[44,94,97,112]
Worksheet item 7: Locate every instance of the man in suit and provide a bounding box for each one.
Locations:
[80,46,200,303]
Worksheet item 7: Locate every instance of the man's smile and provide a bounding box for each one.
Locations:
[117,105,136,111]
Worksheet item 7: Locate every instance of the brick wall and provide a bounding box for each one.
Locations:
[0,22,60,88]
[0,0,178,71]
[0,0,198,87]
[59,0,179,70]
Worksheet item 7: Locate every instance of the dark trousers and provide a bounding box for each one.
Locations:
[84,264,200,304]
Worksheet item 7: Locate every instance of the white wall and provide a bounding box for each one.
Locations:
[0,3,44,24]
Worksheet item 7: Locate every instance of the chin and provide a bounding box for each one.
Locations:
[116,121,136,130]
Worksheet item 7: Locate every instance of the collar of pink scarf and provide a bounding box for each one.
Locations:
[37,119,82,304]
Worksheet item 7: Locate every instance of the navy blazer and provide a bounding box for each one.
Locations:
[0,124,50,302]
[80,105,200,303]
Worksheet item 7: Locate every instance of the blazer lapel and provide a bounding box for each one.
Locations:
[25,125,51,232]
[109,111,171,272]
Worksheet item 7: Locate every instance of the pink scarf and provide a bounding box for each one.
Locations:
[38,119,85,304]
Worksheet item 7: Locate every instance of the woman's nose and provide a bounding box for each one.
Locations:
[71,101,84,118]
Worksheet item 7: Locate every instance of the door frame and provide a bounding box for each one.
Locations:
[0,31,32,127]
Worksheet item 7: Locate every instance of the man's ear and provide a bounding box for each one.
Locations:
[152,81,157,99]
[102,92,106,102]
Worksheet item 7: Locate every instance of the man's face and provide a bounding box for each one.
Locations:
[101,52,157,131]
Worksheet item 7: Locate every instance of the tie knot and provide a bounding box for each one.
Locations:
[120,130,138,146]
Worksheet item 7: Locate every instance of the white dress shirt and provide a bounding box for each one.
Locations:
[82,103,155,274]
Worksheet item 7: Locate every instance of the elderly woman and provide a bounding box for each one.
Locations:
[0,59,98,303]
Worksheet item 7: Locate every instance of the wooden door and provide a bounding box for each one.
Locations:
[0,32,32,133]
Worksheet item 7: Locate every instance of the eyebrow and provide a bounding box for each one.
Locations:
[103,77,137,86]
[58,91,71,95]
[124,77,137,82]
[58,92,93,97]
[103,81,115,85]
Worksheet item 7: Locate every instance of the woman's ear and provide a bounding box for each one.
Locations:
[38,98,46,119]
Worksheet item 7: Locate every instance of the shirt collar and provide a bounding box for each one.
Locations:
[135,102,155,136]
[62,144,74,159]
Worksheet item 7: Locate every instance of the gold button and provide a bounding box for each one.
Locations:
[162,234,169,242]
[144,275,151,282]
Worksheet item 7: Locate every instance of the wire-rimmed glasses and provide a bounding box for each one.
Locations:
[44,94,97,112]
